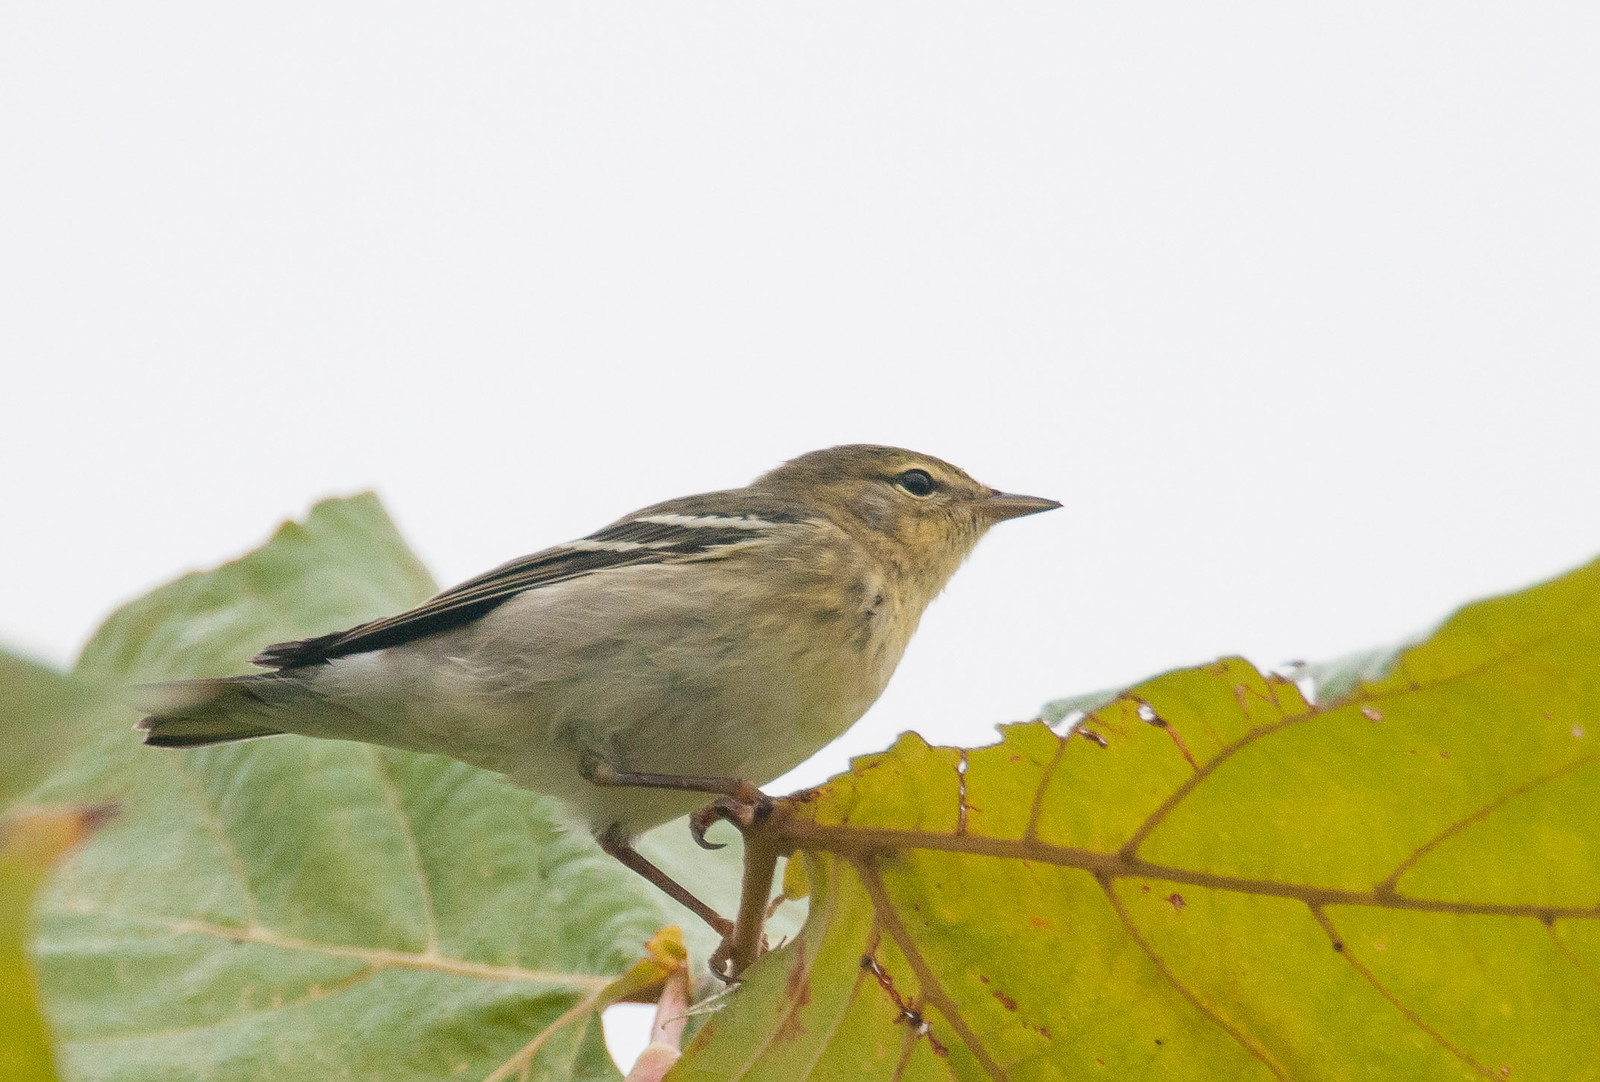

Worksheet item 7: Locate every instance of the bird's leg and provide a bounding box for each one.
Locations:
[579,754,775,851]
[582,754,781,979]
[596,823,734,939]
[582,758,771,805]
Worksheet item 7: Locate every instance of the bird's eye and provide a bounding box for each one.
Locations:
[894,469,936,497]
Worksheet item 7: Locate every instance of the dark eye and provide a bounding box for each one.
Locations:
[894,469,935,497]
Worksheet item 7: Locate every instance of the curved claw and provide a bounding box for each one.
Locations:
[707,929,768,984]
[690,788,778,849]
[708,937,737,983]
[690,806,728,851]
[690,795,750,849]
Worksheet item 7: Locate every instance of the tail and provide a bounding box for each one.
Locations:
[133,677,289,748]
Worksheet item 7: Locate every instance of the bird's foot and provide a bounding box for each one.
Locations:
[689,783,775,850]
[708,927,770,983]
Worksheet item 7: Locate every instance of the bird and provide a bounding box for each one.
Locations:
[135,445,1059,931]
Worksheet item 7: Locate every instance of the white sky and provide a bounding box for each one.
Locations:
[5,2,1600,1068]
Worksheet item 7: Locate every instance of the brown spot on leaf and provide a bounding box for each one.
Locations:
[1028,917,1052,930]
[993,990,1018,1011]
[772,948,812,1044]
[787,950,808,997]
[1079,728,1108,748]
[1161,723,1199,770]
[1166,892,1185,913]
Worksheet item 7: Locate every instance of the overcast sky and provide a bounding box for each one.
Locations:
[6,2,1600,778]
[7,2,1599,1069]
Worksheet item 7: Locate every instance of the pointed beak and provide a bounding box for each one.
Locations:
[978,490,1062,522]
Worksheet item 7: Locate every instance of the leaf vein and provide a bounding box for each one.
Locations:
[1100,875,1289,1080]
[857,856,1008,1081]
[52,903,614,988]
[366,744,440,954]
[771,822,1600,922]
[1310,906,1496,1078]
[481,988,606,1082]
[1119,710,1315,860]
[797,955,874,1082]
[1124,616,1586,861]
[68,963,387,1045]
[167,752,260,925]
[1548,924,1600,994]
[1021,735,1068,843]
[1377,752,1599,894]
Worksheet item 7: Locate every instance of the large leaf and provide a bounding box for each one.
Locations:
[671,558,1600,1080]
[21,495,686,1081]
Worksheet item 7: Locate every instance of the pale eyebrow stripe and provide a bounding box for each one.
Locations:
[631,513,779,529]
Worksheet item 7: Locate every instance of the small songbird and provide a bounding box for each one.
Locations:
[136,445,1058,928]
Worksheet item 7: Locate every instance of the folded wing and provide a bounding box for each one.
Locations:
[252,506,796,669]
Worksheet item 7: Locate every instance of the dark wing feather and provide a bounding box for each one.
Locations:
[251,504,797,670]
[251,545,667,669]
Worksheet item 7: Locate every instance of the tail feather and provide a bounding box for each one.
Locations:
[134,677,286,748]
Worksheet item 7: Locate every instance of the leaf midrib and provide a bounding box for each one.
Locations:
[49,902,615,989]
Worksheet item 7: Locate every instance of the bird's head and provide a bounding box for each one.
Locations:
[756,444,1059,592]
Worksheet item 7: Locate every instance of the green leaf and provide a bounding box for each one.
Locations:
[0,655,110,809]
[22,494,682,1081]
[672,557,1600,1080]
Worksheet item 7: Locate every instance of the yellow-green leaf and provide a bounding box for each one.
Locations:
[673,558,1600,1081]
